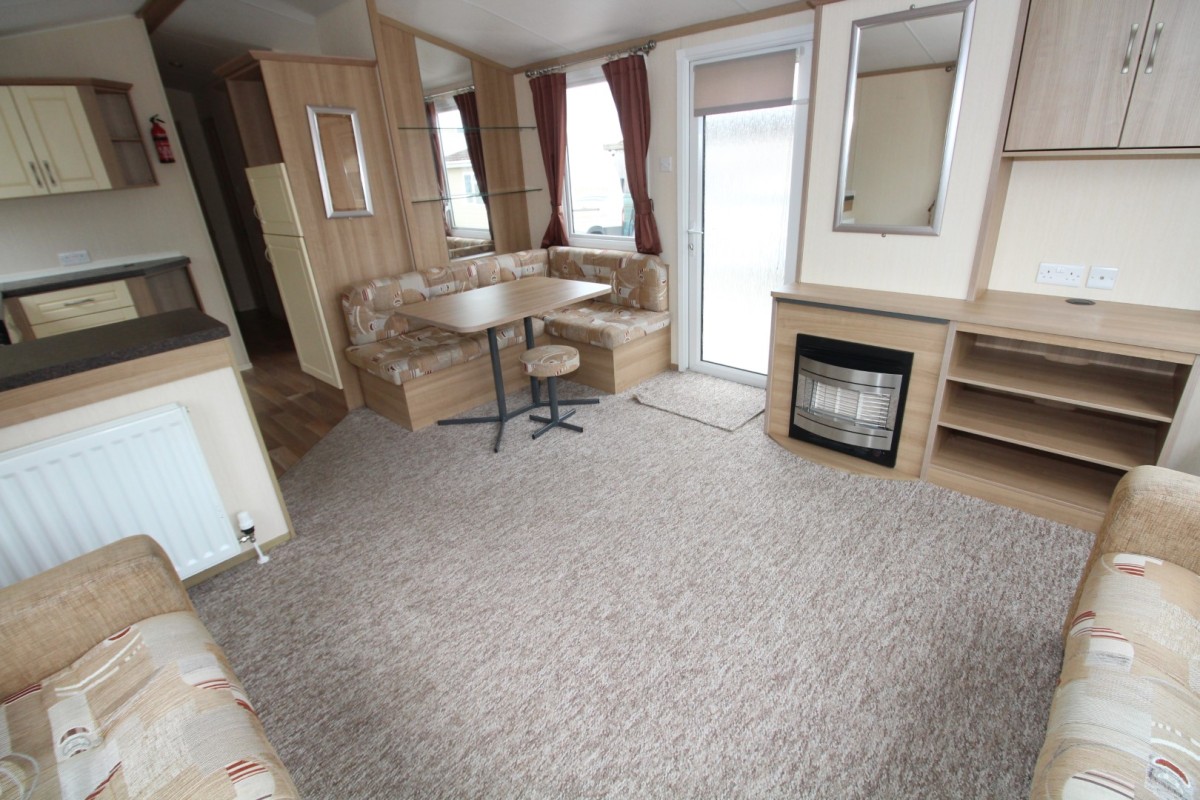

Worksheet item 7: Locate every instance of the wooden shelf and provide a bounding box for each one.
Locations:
[928,431,1121,530]
[938,384,1160,471]
[949,345,1178,422]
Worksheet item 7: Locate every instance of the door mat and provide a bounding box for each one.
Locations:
[632,371,765,431]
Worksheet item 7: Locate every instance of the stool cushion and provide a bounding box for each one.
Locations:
[520,345,580,378]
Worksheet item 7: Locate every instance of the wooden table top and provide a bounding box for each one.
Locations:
[399,277,609,333]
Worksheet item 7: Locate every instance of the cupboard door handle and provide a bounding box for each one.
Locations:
[42,161,57,187]
[28,161,44,188]
[264,248,273,265]
[1121,22,1140,74]
[1145,22,1164,74]
[62,298,97,307]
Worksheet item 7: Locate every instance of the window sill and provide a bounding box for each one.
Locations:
[566,233,637,252]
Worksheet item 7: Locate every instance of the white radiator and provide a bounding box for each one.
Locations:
[0,404,240,588]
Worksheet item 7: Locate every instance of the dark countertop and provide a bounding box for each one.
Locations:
[0,256,191,299]
[0,309,228,392]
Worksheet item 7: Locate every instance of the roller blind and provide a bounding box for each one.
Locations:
[693,50,796,117]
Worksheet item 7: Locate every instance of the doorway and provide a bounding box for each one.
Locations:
[680,31,812,386]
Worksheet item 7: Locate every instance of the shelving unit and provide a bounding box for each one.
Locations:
[927,323,1191,530]
[412,186,541,204]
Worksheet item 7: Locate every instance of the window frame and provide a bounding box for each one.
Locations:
[564,67,637,252]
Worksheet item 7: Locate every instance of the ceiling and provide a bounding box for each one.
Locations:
[0,0,807,92]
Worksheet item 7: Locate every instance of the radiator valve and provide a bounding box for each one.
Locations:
[236,511,270,565]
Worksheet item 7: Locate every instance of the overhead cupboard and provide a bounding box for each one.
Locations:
[1005,0,1200,151]
[0,79,155,198]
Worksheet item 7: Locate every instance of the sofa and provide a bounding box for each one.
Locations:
[0,535,297,799]
[341,246,671,431]
[1030,465,1200,798]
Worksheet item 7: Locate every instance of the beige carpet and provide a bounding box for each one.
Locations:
[633,370,765,430]
[189,378,1093,798]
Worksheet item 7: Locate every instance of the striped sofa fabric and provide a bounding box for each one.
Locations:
[1,612,297,799]
[1031,551,1200,799]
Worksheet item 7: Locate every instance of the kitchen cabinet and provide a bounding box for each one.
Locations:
[247,162,342,389]
[2,259,199,342]
[0,80,155,199]
[1005,0,1200,151]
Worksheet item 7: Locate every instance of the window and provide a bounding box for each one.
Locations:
[565,76,633,246]
[434,103,489,234]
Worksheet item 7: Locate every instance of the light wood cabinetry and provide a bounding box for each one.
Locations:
[0,80,155,198]
[927,324,1192,530]
[1006,0,1200,151]
[262,233,341,389]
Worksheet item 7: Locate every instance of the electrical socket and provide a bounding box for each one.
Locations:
[1036,262,1085,287]
[1087,266,1118,290]
[58,250,91,266]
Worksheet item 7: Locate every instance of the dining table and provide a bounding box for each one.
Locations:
[399,276,609,451]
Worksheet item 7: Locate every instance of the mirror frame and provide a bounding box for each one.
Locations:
[833,0,975,236]
[306,105,374,219]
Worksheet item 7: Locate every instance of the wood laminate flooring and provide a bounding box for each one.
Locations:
[239,311,347,477]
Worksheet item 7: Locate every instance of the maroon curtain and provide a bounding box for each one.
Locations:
[425,101,451,235]
[528,72,569,248]
[602,55,662,255]
[452,91,489,218]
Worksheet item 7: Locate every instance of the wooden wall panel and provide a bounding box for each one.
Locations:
[375,19,451,270]
[260,58,414,409]
[472,60,532,254]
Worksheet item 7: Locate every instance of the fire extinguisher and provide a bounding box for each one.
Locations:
[149,115,175,164]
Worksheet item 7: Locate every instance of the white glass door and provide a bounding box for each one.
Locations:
[683,38,810,386]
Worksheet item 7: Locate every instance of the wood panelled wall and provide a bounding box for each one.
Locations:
[374,19,451,269]
[254,54,414,408]
[472,60,532,255]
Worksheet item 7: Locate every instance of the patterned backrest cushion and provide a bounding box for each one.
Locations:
[341,263,481,346]
[467,250,549,286]
[547,247,669,311]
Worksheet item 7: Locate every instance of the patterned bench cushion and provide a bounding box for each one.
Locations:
[341,251,549,346]
[1030,552,1200,799]
[548,247,668,312]
[540,301,670,350]
[0,611,296,800]
[345,319,544,385]
[445,236,493,259]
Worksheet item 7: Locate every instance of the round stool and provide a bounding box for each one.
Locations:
[520,345,585,439]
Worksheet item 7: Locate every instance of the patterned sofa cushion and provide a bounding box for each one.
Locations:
[1030,552,1200,799]
[342,254,550,346]
[0,611,297,800]
[445,236,493,259]
[540,301,670,350]
[345,319,544,385]
[548,247,669,312]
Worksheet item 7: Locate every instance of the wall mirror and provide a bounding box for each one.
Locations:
[307,105,373,218]
[834,0,975,235]
[415,38,494,258]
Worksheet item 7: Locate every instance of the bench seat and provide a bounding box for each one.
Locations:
[540,301,669,350]
[345,319,543,386]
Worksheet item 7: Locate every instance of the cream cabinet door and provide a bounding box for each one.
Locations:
[1121,0,1200,147]
[0,88,48,198]
[10,86,111,193]
[262,233,342,389]
[247,163,304,237]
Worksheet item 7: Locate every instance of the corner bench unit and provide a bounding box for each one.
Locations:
[340,247,671,431]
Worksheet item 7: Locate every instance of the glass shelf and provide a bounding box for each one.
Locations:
[398,125,537,132]
[413,187,542,204]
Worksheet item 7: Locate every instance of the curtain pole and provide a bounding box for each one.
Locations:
[524,40,656,79]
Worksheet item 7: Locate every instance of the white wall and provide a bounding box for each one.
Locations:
[799,0,1019,298]
[316,0,376,59]
[2,366,291,553]
[515,11,816,364]
[0,17,250,366]
[988,158,1200,310]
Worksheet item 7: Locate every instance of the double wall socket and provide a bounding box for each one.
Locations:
[1036,262,1084,287]
[57,250,91,266]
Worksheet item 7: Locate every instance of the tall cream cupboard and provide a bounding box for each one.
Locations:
[247,162,341,389]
